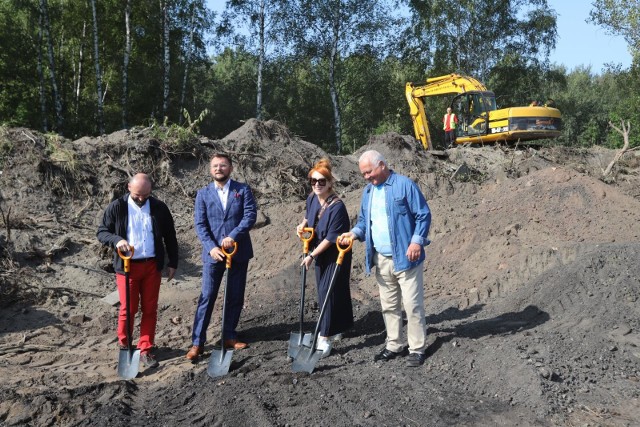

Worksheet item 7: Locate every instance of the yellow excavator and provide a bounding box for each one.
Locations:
[405,73,562,150]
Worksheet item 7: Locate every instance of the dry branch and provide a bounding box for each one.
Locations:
[603,120,631,177]
[106,154,133,177]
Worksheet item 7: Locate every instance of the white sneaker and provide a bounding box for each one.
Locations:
[329,333,343,342]
[316,337,332,358]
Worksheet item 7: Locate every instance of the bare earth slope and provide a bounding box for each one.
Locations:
[0,121,639,426]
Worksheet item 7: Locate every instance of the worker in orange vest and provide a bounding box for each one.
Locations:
[443,107,458,148]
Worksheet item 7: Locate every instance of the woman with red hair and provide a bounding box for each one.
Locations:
[296,158,354,358]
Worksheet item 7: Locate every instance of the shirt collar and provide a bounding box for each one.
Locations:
[216,179,231,192]
[127,195,149,210]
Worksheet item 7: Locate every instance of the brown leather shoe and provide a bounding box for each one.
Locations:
[186,345,203,361]
[224,339,248,350]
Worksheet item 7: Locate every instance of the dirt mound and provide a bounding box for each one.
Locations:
[0,122,639,426]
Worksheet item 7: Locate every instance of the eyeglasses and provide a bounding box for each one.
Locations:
[211,163,230,169]
[309,178,327,187]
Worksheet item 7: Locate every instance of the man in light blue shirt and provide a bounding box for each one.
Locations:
[340,150,431,367]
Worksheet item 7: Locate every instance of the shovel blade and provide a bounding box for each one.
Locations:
[117,349,141,380]
[207,348,233,378]
[287,332,312,358]
[291,345,323,374]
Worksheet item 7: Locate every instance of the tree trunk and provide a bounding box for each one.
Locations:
[40,0,64,132]
[162,0,170,119]
[256,0,265,120]
[90,0,104,135]
[122,0,131,129]
[37,12,48,132]
[328,9,342,154]
[75,21,86,121]
[179,5,196,124]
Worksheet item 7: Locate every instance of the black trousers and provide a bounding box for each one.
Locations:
[444,130,456,147]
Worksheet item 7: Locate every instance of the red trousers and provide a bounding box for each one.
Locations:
[116,259,161,353]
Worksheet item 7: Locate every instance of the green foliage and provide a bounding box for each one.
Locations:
[44,133,77,173]
[182,108,210,133]
[198,47,258,138]
[548,65,639,148]
[340,55,417,153]
[147,108,210,152]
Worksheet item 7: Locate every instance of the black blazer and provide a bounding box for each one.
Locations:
[97,194,179,274]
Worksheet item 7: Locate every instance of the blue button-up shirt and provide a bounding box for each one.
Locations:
[351,171,431,274]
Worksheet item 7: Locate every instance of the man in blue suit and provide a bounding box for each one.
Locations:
[186,153,258,361]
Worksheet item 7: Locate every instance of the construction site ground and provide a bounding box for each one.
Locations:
[0,120,639,426]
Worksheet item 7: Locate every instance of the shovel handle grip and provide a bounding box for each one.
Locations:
[299,227,315,254]
[335,238,353,266]
[221,242,238,269]
[117,246,135,273]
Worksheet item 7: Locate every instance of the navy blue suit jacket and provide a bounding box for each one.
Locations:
[194,179,257,264]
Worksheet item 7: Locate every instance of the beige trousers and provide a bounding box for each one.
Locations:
[374,253,427,354]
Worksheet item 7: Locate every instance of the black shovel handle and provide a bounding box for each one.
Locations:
[117,246,135,354]
[297,227,315,337]
[309,238,353,350]
[219,242,237,360]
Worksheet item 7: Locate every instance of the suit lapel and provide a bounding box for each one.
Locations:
[224,180,236,218]
[208,183,224,213]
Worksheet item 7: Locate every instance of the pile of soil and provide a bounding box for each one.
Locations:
[0,121,639,426]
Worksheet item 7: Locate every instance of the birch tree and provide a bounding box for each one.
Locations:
[282,0,396,153]
[222,0,285,121]
[122,0,131,128]
[89,0,104,134]
[40,0,64,132]
[161,0,170,118]
[37,12,48,132]
[179,5,196,122]
[74,20,86,121]
[589,0,640,59]
[405,0,557,81]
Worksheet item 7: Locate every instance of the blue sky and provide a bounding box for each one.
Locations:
[548,0,631,71]
[207,0,632,72]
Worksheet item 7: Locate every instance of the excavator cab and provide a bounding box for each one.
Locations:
[452,91,497,138]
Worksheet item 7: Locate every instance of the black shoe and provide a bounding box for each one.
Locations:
[374,347,407,362]
[406,352,426,367]
[140,352,159,368]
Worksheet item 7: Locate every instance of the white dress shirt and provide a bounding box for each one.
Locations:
[216,180,231,210]
[127,196,155,258]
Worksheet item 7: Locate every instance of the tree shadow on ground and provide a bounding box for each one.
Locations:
[0,305,61,334]
[425,304,550,358]
[426,303,485,325]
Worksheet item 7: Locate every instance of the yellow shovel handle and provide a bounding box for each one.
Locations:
[117,246,135,273]
[335,238,353,266]
[221,242,238,269]
[299,227,315,254]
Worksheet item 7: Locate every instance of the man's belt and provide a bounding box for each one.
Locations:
[130,257,156,263]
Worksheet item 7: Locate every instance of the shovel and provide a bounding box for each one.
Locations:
[292,237,353,374]
[288,227,315,359]
[207,242,238,378]
[117,246,141,380]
